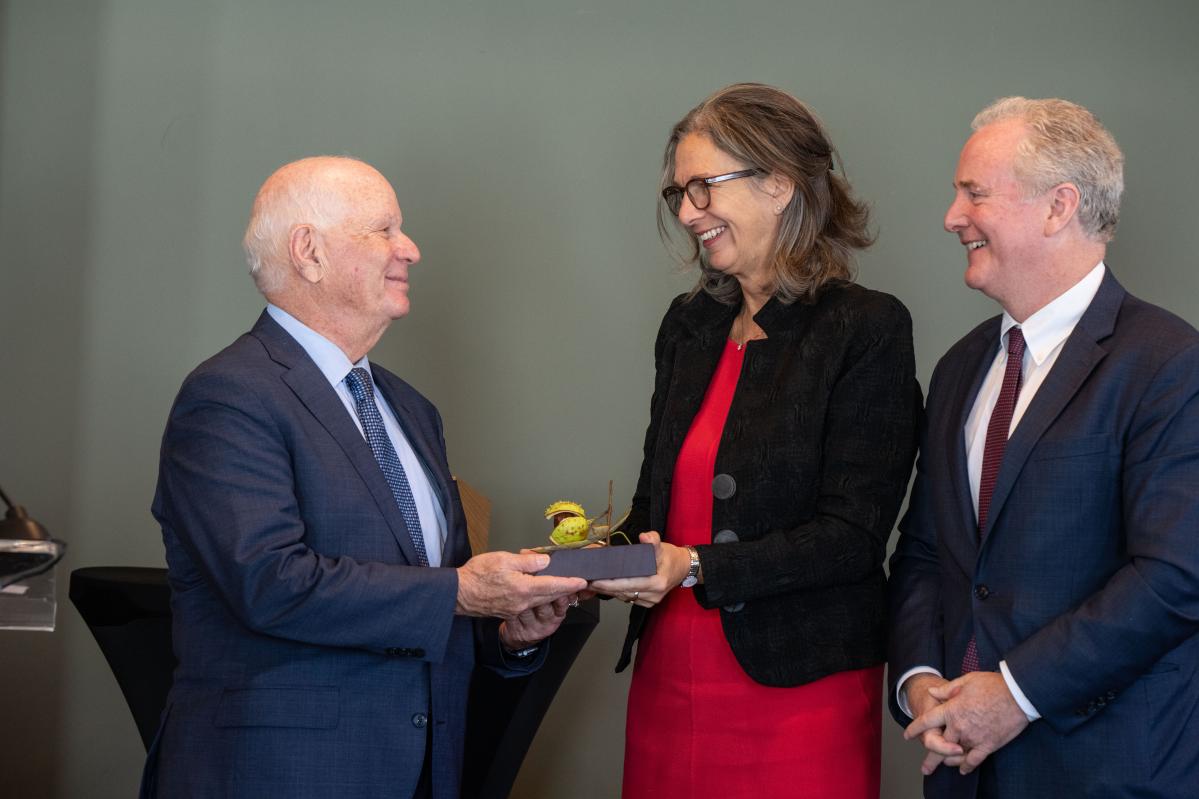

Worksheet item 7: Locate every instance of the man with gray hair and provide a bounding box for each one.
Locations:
[142,156,586,798]
[888,98,1199,797]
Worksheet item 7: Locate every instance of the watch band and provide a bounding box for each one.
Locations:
[680,545,700,588]
[504,644,540,659]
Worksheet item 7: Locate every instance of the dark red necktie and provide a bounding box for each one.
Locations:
[962,326,1025,673]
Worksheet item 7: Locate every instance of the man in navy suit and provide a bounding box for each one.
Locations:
[142,156,587,798]
[889,98,1199,797]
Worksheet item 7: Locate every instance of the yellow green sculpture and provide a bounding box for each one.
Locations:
[533,482,631,553]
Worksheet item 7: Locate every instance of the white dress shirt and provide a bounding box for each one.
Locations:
[267,304,447,566]
[898,262,1107,721]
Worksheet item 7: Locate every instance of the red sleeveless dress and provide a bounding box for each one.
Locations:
[622,338,883,799]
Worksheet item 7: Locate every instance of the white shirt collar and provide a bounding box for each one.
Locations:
[999,262,1106,366]
[266,304,371,386]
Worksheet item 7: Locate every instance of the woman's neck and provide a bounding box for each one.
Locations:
[731,287,771,347]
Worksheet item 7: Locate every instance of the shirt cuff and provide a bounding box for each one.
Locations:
[999,660,1041,721]
[896,666,943,719]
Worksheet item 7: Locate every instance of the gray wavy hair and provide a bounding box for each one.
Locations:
[973,97,1124,242]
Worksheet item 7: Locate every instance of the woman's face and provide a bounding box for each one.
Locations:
[671,133,786,288]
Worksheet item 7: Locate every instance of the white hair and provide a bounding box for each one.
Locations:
[242,156,365,294]
[973,97,1124,242]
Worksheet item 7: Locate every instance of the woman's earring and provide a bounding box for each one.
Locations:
[774,204,783,215]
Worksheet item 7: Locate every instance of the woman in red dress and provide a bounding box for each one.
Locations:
[590,84,920,798]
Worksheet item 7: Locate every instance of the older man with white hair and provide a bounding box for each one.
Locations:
[141,156,586,799]
[889,98,1199,798]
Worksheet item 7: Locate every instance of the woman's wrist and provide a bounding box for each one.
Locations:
[674,544,701,587]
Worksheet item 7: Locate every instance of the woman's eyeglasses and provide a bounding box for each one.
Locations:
[661,169,764,215]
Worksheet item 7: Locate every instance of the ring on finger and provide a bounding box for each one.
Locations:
[633,591,640,601]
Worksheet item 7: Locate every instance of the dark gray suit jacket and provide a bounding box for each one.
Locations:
[142,311,526,799]
[889,271,1199,798]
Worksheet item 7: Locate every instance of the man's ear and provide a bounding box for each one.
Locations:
[289,223,324,284]
[1044,182,1081,237]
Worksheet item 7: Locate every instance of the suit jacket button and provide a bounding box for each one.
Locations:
[412,713,428,728]
[712,474,736,500]
[714,529,739,544]
[974,585,990,600]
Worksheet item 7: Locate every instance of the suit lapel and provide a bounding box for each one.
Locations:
[948,326,1000,549]
[372,369,468,565]
[649,295,736,528]
[981,271,1124,539]
[655,332,726,526]
[250,313,425,565]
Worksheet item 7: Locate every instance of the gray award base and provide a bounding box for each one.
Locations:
[537,543,656,580]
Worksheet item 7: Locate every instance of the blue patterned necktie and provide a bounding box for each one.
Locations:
[344,367,429,566]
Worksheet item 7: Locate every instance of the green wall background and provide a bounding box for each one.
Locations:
[2,1,1196,796]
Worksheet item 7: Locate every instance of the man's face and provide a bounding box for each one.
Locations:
[944,119,1051,310]
[319,167,421,327]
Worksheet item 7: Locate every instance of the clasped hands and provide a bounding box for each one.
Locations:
[456,550,587,650]
[904,671,1029,776]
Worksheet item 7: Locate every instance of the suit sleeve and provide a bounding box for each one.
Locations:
[886,373,945,724]
[694,294,921,608]
[1004,340,1199,733]
[155,368,460,660]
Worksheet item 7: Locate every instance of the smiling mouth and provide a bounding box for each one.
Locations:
[966,240,987,250]
[699,226,726,242]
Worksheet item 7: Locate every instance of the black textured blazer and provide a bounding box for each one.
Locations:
[616,282,920,687]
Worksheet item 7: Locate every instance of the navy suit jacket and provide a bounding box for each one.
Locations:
[142,312,526,799]
[889,271,1199,798]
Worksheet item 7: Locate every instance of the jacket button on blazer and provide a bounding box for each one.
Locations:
[712,474,737,500]
[411,713,429,728]
[974,584,991,600]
